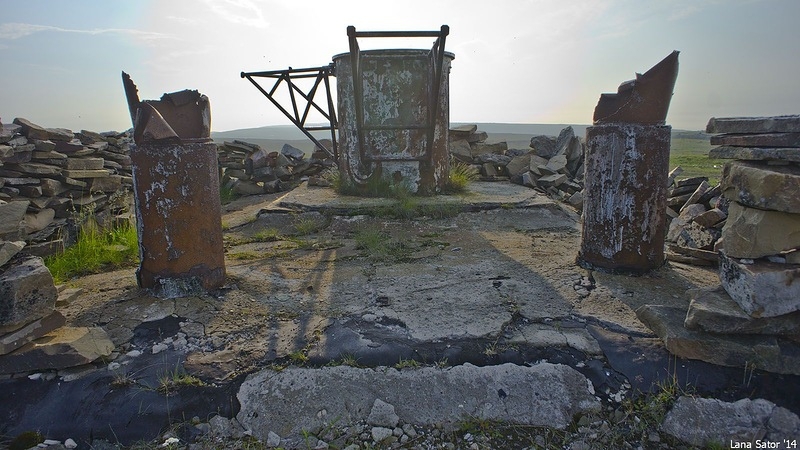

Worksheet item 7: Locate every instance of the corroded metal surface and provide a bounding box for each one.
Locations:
[123,72,225,297]
[335,47,454,195]
[593,51,679,125]
[578,124,671,273]
[130,141,225,296]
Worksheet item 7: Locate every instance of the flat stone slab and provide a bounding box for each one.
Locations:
[722,201,800,259]
[720,252,800,318]
[0,311,66,355]
[237,363,600,440]
[635,304,800,375]
[273,181,553,214]
[722,161,800,214]
[0,326,115,374]
[685,285,800,335]
[709,145,800,162]
[711,132,800,147]
[706,115,800,134]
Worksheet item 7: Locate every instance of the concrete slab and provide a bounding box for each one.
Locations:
[272,180,554,214]
[237,363,600,440]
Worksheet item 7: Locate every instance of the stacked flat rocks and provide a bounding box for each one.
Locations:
[0,117,134,258]
[217,140,334,196]
[703,115,800,320]
[639,116,800,375]
[0,253,114,375]
[664,166,726,266]
[449,125,585,210]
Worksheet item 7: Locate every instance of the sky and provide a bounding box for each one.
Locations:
[1,0,798,133]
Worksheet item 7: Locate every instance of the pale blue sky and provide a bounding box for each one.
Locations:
[1,0,798,133]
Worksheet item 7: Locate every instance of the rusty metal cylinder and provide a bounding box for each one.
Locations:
[578,124,671,273]
[333,49,454,194]
[130,139,225,297]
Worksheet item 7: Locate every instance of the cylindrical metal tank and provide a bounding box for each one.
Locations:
[578,124,671,273]
[130,139,225,297]
[333,49,454,195]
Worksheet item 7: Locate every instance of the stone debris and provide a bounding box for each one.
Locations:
[449,125,586,210]
[664,169,726,265]
[218,140,335,196]
[1,118,134,260]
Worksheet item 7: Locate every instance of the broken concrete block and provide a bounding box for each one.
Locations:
[0,256,57,334]
[0,326,115,374]
[720,252,800,318]
[722,201,800,258]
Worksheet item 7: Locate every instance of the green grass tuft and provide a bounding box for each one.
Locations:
[45,218,138,283]
[445,160,479,193]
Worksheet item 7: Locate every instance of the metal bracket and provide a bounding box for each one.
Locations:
[240,65,338,160]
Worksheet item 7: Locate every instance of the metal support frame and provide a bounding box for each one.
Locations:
[346,25,449,166]
[240,65,338,160]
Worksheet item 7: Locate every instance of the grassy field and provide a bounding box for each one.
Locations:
[669,137,719,184]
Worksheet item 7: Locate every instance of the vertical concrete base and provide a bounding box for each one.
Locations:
[578,124,671,273]
[131,140,225,297]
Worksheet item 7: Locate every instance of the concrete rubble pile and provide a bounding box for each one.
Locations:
[637,115,800,376]
[664,166,726,266]
[449,124,586,210]
[217,140,335,196]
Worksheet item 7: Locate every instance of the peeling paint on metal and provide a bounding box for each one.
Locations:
[334,49,453,194]
[579,124,670,273]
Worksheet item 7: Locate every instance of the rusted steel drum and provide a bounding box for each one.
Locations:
[334,49,454,194]
[578,124,671,273]
[130,139,225,296]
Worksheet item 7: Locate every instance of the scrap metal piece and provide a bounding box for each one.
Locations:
[593,51,680,125]
[121,72,211,144]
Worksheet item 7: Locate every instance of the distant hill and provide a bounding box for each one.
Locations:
[211,122,708,153]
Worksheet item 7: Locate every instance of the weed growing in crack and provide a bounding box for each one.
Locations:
[394,357,420,370]
[157,365,204,396]
[292,214,323,236]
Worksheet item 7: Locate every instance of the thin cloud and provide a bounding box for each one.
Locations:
[201,0,269,28]
[0,22,171,42]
